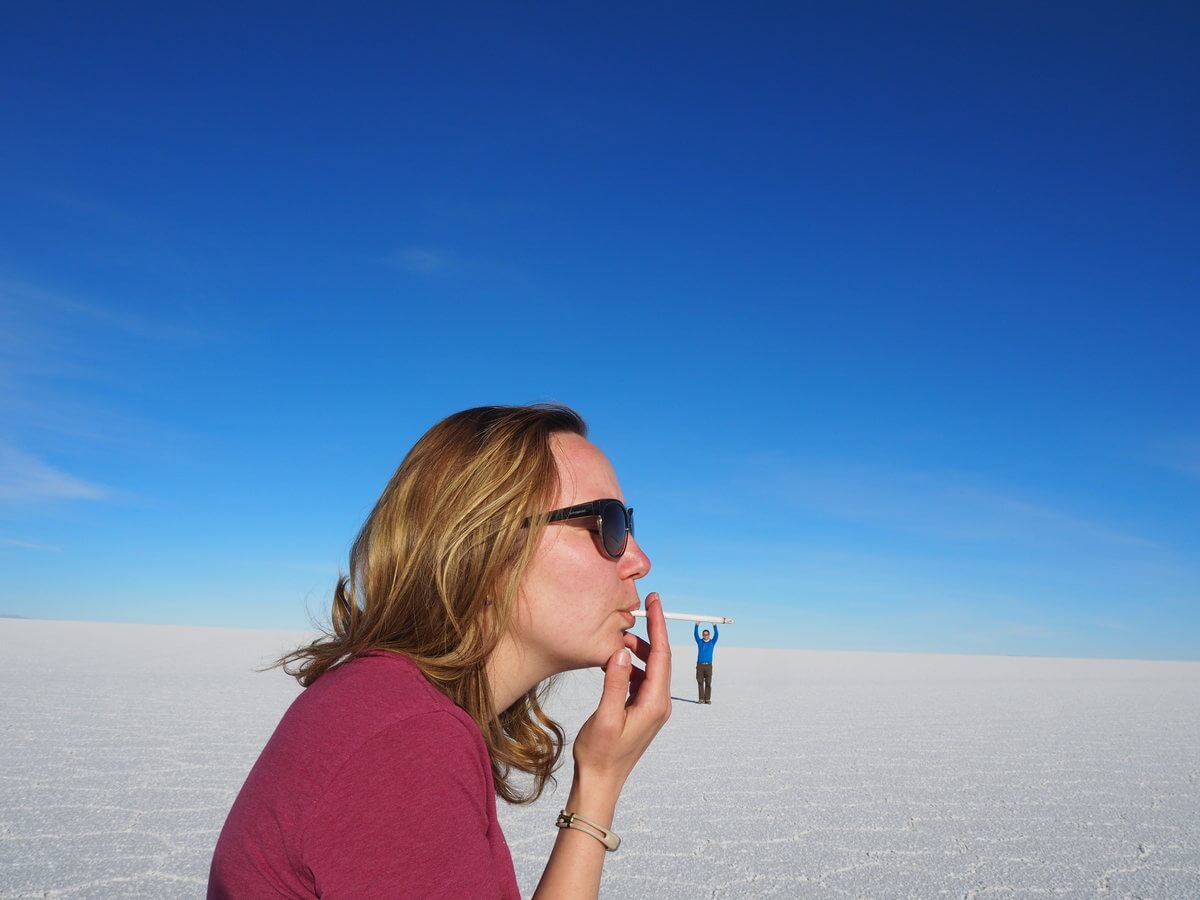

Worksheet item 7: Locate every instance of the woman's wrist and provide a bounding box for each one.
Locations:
[565,774,620,828]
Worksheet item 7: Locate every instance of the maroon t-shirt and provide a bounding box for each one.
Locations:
[208,651,521,898]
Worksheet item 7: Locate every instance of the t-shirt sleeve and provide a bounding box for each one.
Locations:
[304,711,503,898]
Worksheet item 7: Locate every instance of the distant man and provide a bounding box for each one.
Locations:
[694,623,718,704]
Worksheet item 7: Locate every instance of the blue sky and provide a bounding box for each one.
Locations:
[2,4,1197,659]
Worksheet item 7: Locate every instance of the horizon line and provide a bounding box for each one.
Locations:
[3,614,1197,665]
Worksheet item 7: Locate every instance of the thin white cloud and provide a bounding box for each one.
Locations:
[1152,437,1200,480]
[752,460,1156,550]
[385,246,458,275]
[0,444,110,502]
[382,244,526,286]
[0,278,207,343]
[0,277,206,451]
[0,536,61,551]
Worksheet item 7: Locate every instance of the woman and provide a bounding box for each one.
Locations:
[209,404,671,898]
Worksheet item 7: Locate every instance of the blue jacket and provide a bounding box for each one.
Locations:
[695,624,718,664]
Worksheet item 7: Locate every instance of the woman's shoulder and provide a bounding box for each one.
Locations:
[255,650,485,797]
[297,650,465,731]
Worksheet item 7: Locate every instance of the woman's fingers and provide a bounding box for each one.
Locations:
[572,597,672,787]
[626,663,646,699]
[596,647,633,720]
[640,592,672,700]
[623,631,650,661]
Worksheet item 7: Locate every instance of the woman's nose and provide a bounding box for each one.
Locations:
[621,535,651,579]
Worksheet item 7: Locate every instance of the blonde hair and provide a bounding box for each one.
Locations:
[279,404,586,803]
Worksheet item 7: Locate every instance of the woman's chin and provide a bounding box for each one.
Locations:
[608,632,631,662]
[560,632,631,672]
[585,637,626,670]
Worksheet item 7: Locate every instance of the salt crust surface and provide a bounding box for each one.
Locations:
[1,619,1197,898]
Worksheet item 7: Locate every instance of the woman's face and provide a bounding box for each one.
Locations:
[512,432,651,673]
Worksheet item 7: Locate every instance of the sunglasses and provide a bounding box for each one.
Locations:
[543,498,635,560]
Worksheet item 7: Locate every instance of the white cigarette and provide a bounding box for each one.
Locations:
[631,610,735,624]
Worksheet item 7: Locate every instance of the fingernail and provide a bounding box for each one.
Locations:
[616,649,631,667]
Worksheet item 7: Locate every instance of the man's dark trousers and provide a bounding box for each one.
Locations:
[696,663,712,703]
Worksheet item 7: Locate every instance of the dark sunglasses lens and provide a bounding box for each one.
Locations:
[600,501,629,558]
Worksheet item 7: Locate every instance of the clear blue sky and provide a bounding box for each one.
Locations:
[2,4,1197,659]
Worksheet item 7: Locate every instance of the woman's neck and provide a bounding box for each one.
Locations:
[485,631,556,713]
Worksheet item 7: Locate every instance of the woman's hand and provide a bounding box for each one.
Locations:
[571,591,672,794]
[531,593,672,899]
